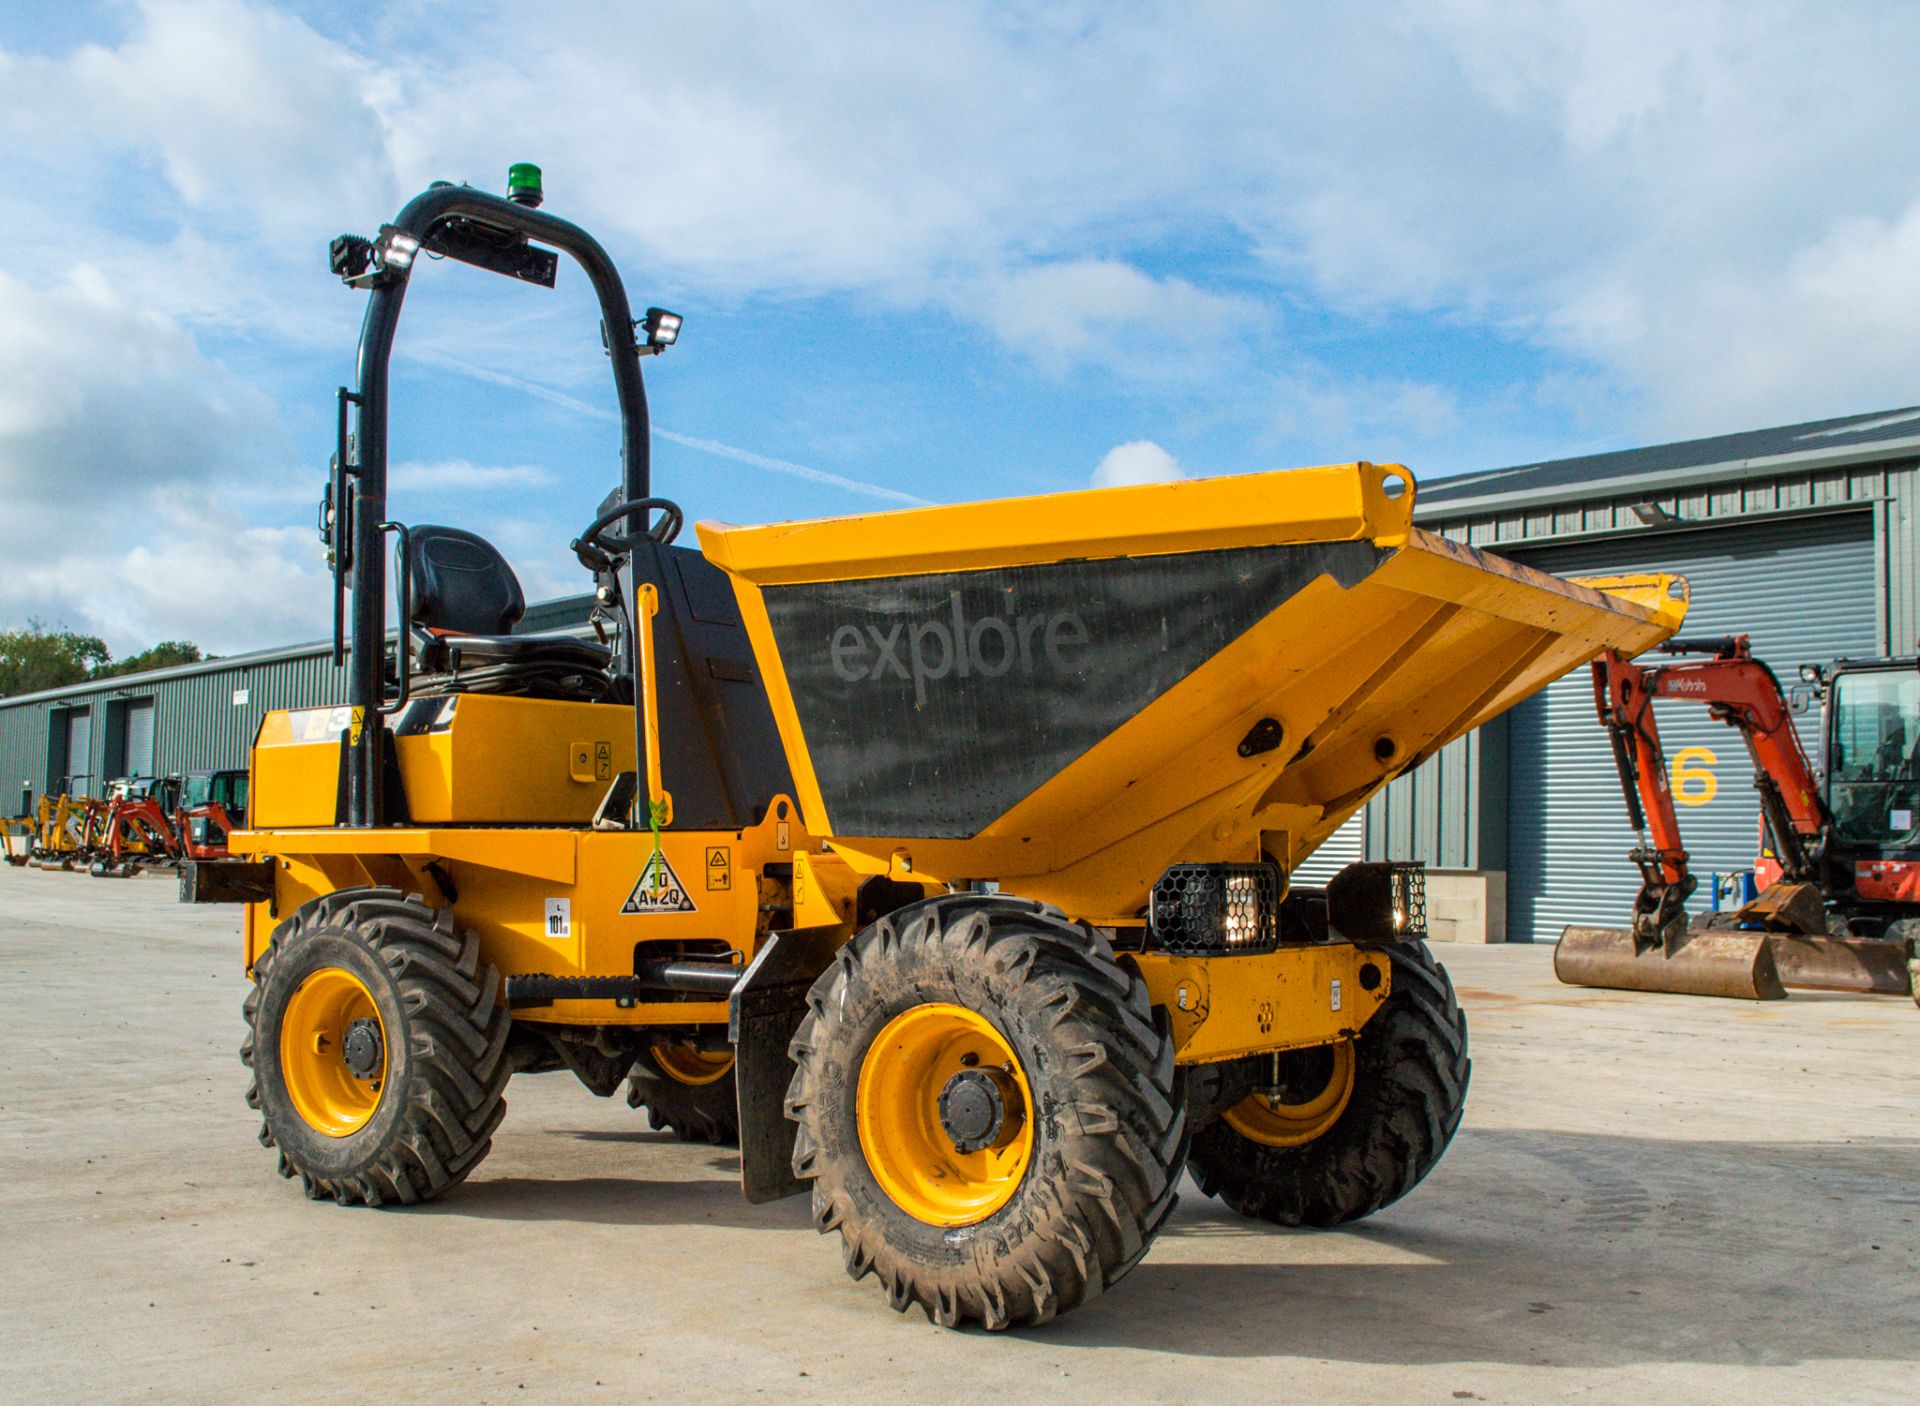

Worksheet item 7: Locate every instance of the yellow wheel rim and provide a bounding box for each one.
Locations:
[279,967,387,1138]
[651,1044,735,1086]
[855,1003,1034,1228]
[1223,1041,1356,1148]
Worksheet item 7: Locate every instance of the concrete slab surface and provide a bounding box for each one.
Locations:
[1,866,1914,1404]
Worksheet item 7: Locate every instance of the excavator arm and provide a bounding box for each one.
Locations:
[1592,635,1828,952]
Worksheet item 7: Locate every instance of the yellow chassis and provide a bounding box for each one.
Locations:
[232,806,1389,1062]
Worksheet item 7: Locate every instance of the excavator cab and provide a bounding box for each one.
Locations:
[1825,666,1920,846]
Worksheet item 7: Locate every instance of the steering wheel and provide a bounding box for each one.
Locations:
[572,496,684,568]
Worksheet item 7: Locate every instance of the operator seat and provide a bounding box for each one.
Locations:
[405,525,612,689]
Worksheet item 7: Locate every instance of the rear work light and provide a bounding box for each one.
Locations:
[1325,862,1428,944]
[1147,862,1283,956]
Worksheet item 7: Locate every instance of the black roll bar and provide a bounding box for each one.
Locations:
[338,182,653,826]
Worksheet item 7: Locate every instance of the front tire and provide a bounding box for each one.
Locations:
[242,889,511,1205]
[1187,940,1469,1226]
[786,895,1185,1329]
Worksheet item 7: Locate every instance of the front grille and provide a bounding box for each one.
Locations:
[1147,862,1282,956]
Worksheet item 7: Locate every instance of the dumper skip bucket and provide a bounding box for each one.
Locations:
[699,463,1686,920]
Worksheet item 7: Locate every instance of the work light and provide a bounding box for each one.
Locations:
[378,227,421,270]
[642,307,683,349]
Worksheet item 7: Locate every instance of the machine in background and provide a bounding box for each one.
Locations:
[1556,635,1920,1002]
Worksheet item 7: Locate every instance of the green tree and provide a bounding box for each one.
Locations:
[94,641,205,679]
[0,621,111,698]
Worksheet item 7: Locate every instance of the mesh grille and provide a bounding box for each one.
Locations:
[1392,864,1428,939]
[1147,863,1282,956]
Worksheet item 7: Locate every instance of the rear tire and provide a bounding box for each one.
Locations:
[626,1045,739,1144]
[242,888,510,1205]
[787,895,1185,1329]
[1187,940,1468,1226]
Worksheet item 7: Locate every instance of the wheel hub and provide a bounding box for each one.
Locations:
[342,1018,384,1080]
[937,1068,1007,1154]
[1223,1040,1357,1148]
[855,1003,1035,1227]
[279,966,388,1138]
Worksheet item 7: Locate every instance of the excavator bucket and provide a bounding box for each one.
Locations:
[1558,882,1913,998]
[1767,935,1910,995]
[1554,926,1786,1000]
[700,462,1687,918]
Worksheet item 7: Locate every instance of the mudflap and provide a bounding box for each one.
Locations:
[1555,925,1786,1000]
[729,929,841,1204]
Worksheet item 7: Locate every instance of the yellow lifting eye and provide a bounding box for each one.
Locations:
[279,967,387,1137]
[855,1003,1035,1228]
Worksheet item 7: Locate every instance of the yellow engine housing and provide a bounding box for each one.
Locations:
[251,694,636,828]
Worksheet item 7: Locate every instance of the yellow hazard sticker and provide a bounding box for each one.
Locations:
[348,707,365,745]
[622,851,696,914]
[706,846,732,891]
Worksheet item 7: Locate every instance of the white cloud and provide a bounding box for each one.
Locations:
[389,459,554,493]
[6,0,1920,656]
[973,260,1260,373]
[0,263,322,654]
[1267,373,1465,466]
[1093,440,1185,489]
[16,0,1920,425]
[3,0,398,241]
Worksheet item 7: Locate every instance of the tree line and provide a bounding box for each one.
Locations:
[0,621,206,699]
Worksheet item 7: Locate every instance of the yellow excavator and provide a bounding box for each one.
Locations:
[182,167,1684,1328]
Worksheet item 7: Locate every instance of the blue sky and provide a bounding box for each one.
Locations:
[4,0,1919,653]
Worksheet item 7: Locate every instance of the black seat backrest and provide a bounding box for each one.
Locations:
[407,526,526,636]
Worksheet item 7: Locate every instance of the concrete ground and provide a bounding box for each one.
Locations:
[1,868,1914,1405]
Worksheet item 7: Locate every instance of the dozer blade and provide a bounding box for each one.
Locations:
[1554,925,1786,1000]
[1766,935,1911,996]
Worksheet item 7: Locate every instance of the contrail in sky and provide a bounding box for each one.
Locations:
[417,351,933,507]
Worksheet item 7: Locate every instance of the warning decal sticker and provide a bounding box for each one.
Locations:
[621,851,697,915]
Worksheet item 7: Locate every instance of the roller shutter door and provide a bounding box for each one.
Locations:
[1292,813,1365,884]
[1506,512,1877,943]
[124,700,155,777]
[63,710,93,796]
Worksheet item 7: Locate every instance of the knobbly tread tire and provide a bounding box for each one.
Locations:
[1187,939,1468,1226]
[625,1050,740,1145]
[786,894,1186,1330]
[241,887,511,1206]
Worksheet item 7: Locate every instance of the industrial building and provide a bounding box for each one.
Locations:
[7,405,1916,942]
[0,595,594,818]
[1329,404,1920,941]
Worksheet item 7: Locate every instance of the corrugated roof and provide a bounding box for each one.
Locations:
[1416,405,1920,515]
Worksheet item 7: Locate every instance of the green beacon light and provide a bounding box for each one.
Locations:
[507,163,544,208]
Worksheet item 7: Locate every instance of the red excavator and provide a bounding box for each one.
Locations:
[175,768,247,861]
[1555,635,1919,1001]
[89,769,249,876]
[90,775,186,877]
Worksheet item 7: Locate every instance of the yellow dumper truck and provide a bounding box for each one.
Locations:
[184,169,1685,1328]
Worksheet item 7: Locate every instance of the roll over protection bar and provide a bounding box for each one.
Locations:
[330,180,655,826]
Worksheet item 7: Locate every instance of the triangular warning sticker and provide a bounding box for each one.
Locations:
[621,850,697,914]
